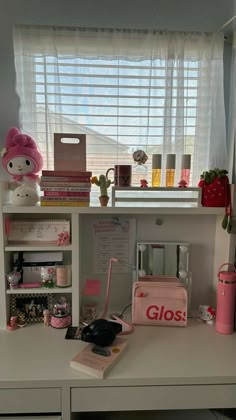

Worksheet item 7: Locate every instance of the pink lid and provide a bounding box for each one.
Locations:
[219,271,236,282]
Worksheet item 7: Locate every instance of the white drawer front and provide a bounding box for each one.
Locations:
[71,385,236,411]
[0,417,61,420]
[0,388,61,414]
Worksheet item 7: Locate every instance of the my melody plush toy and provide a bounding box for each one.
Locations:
[1,127,43,204]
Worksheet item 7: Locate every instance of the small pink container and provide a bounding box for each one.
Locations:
[216,263,236,335]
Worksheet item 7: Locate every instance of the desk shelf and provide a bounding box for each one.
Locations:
[6,287,72,295]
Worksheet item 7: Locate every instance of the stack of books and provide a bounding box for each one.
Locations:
[40,170,92,207]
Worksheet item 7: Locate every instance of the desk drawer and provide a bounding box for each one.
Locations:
[0,418,61,420]
[71,385,236,411]
[0,388,61,414]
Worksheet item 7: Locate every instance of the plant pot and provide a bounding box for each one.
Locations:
[99,196,109,206]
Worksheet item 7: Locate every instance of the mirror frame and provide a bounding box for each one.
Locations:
[136,241,191,311]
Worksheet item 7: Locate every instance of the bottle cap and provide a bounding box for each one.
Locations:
[181,154,191,169]
[166,154,176,169]
[218,271,236,282]
[152,154,162,169]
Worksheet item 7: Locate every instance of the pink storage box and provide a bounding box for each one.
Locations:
[132,277,187,327]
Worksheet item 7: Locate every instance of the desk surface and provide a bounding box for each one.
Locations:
[0,319,235,388]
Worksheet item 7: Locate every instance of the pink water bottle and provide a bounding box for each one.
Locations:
[215,263,236,335]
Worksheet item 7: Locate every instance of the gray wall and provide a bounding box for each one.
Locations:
[0,0,234,177]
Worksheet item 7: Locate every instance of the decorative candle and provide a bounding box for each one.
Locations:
[56,266,71,288]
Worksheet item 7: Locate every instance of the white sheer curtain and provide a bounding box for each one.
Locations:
[13,26,227,186]
[227,31,236,183]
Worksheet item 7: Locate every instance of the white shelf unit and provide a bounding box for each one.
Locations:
[0,181,236,330]
[0,183,77,328]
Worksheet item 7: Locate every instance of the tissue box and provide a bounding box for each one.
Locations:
[132,278,187,327]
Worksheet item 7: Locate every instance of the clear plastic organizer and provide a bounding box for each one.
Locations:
[111,186,202,207]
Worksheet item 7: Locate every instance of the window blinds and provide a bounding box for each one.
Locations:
[13,26,227,195]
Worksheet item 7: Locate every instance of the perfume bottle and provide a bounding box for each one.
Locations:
[132,163,148,186]
[165,154,175,187]
[180,154,191,186]
[152,154,162,187]
[132,150,148,186]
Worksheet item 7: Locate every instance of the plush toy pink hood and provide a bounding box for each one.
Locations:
[1,127,43,179]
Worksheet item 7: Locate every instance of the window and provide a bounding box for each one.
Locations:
[13,26,227,197]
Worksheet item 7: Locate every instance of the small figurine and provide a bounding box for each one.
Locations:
[12,183,39,206]
[53,296,69,317]
[43,309,50,326]
[140,179,148,188]
[197,304,216,325]
[41,266,56,288]
[178,179,188,188]
[7,316,18,331]
[17,312,27,328]
[6,271,21,289]
[91,174,111,206]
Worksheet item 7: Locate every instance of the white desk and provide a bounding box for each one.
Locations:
[0,320,236,419]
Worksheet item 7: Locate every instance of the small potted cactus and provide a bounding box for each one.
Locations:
[91,174,111,206]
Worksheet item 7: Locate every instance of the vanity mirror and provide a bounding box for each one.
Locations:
[136,242,191,310]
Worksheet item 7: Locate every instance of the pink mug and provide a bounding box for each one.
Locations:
[106,165,132,187]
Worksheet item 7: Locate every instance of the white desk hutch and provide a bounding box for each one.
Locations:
[0,181,236,420]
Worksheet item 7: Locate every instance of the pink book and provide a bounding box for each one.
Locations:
[40,181,91,188]
[41,176,91,182]
[44,191,90,197]
[41,196,89,202]
[42,170,92,177]
[70,337,128,378]
[41,186,91,192]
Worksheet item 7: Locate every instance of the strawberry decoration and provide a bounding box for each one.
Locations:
[198,168,232,233]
